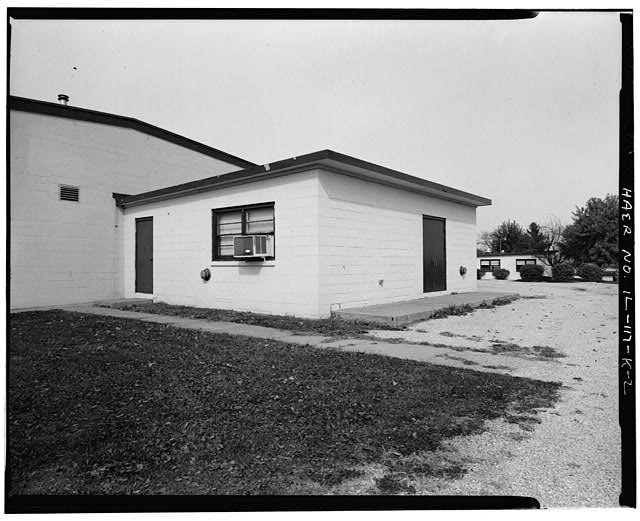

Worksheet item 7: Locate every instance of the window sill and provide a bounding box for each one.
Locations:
[212,260,276,267]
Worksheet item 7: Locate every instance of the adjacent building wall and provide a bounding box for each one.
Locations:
[9,109,243,308]
[122,170,322,318]
[317,170,478,316]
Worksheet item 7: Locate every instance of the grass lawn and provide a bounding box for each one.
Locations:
[100,301,403,336]
[9,311,561,495]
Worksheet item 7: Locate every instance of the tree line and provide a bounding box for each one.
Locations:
[478,194,619,269]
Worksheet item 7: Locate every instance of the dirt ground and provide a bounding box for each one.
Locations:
[367,278,620,507]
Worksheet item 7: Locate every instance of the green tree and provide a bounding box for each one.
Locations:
[526,222,551,252]
[561,194,619,268]
[489,220,530,253]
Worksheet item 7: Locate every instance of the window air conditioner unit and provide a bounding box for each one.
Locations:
[233,235,274,259]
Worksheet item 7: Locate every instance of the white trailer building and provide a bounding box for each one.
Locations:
[478,252,552,279]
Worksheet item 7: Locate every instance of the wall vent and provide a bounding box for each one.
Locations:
[59,185,80,202]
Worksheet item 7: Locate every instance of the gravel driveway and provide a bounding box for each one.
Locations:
[368,278,620,507]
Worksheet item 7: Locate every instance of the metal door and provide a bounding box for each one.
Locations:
[423,216,446,292]
[135,217,153,294]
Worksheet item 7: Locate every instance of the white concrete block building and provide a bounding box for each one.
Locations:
[10,96,492,317]
[119,151,491,318]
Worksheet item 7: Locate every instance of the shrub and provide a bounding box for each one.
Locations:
[552,262,575,282]
[492,268,510,280]
[613,270,618,283]
[477,269,485,280]
[577,263,604,282]
[519,263,545,281]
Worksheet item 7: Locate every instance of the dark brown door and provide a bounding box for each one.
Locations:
[423,215,446,292]
[135,217,153,294]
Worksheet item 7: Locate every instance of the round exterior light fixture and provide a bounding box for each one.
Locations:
[200,268,211,282]
[459,266,467,276]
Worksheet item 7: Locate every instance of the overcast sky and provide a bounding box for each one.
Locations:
[9,13,621,234]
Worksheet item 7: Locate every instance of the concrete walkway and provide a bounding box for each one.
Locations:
[58,303,563,383]
[334,291,519,325]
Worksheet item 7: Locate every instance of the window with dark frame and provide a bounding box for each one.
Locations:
[480,259,501,272]
[212,203,275,261]
[516,258,537,272]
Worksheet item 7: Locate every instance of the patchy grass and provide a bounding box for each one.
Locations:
[8,311,561,495]
[438,331,484,342]
[490,341,566,360]
[490,341,528,356]
[429,304,476,319]
[368,335,564,362]
[531,345,566,359]
[100,301,403,337]
[435,354,480,366]
[487,296,520,307]
[504,413,542,432]
[428,296,519,320]
[432,341,564,363]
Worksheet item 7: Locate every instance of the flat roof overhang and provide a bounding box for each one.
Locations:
[116,150,492,209]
